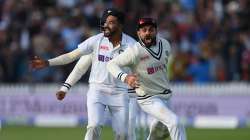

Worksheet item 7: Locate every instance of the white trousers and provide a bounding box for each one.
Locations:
[138,96,187,140]
[84,86,129,140]
[128,98,138,140]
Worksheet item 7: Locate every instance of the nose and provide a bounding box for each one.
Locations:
[145,30,151,35]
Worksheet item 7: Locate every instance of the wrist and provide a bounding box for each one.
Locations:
[121,73,128,83]
[47,60,51,66]
[60,86,69,93]
[60,83,71,93]
[45,60,50,66]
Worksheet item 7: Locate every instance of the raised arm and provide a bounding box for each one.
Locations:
[56,54,92,100]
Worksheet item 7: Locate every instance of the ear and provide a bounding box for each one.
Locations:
[137,31,140,37]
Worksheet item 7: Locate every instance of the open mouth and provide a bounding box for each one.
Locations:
[103,28,111,35]
[103,29,110,36]
[145,37,152,43]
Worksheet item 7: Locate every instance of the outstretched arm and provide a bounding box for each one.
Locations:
[30,34,96,69]
[56,54,92,100]
[30,48,83,69]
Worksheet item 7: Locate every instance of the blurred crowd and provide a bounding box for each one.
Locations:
[0,0,249,83]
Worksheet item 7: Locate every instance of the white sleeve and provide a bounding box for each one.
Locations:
[60,54,92,93]
[107,47,137,82]
[48,35,97,66]
[77,35,97,55]
[48,48,83,66]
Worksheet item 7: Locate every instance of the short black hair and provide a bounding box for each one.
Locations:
[137,17,157,30]
[100,8,125,26]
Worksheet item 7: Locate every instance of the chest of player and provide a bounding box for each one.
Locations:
[137,43,170,75]
[96,42,126,63]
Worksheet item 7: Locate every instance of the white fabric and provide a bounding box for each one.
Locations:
[59,54,92,92]
[48,48,83,66]
[128,98,139,140]
[107,37,172,97]
[78,33,136,91]
[86,85,129,140]
[53,32,137,139]
[77,33,136,139]
[107,36,187,140]
[138,96,186,140]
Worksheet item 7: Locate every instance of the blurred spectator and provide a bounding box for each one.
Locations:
[0,0,249,83]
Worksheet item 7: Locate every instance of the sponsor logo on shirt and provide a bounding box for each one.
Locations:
[147,64,166,74]
[98,54,112,62]
[100,45,109,51]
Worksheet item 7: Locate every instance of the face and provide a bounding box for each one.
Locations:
[137,25,157,47]
[103,15,122,37]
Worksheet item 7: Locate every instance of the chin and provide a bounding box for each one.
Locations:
[145,41,152,46]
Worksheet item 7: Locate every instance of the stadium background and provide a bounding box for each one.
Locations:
[0,0,250,140]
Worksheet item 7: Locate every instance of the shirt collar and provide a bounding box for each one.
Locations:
[120,33,126,46]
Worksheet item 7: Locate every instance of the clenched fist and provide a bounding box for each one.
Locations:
[56,91,66,101]
[124,74,140,88]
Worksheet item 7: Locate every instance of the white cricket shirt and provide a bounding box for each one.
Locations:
[107,36,172,99]
[78,33,136,93]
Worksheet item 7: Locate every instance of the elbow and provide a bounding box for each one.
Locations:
[68,49,83,60]
[107,61,116,76]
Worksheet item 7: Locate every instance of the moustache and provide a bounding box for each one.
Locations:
[102,26,111,31]
[100,25,111,31]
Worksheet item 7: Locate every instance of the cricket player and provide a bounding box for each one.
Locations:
[31,8,137,140]
[56,54,138,140]
[107,17,187,140]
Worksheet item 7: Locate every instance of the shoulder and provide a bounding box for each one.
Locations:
[158,36,171,51]
[88,33,104,41]
[122,33,137,45]
[126,42,141,55]
[78,33,103,47]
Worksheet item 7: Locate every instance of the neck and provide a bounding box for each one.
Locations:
[109,33,122,47]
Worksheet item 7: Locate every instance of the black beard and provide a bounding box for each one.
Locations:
[103,27,116,38]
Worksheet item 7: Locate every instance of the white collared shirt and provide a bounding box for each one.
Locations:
[107,36,172,97]
[78,33,136,92]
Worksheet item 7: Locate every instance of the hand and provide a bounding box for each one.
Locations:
[56,91,66,101]
[30,56,49,70]
[125,74,140,88]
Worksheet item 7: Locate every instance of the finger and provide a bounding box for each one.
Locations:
[129,81,137,88]
[56,93,61,100]
[132,74,138,78]
[134,82,140,87]
[134,81,140,87]
[58,96,63,100]
[59,93,66,100]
